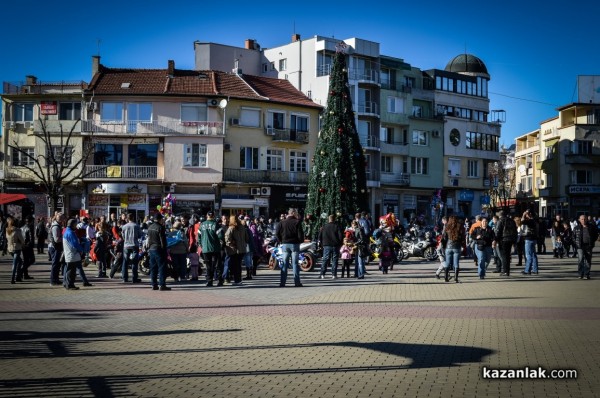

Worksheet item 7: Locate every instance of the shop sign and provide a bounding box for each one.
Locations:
[459,190,474,202]
[40,101,57,115]
[568,185,600,194]
[89,183,147,194]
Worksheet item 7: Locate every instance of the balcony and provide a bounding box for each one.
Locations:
[33,120,82,134]
[265,128,309,144]
[365,168,380,188]
[565,153,600,165]
[82,120,224,136]
[380,140,409,156]
[381,173,410,186]
[356,101,379,117]
[360,135,380,150]
[0,166,36,181]
[84,165,164,180]
[223,168,308,185]
[348,68,380,85]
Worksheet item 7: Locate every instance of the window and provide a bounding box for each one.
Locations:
[128,103,152,133]
[544,146,554,159]
[270,62,275,71]
[289,151,308,172]
[466,131,498,152]
[411,157,428,175]
[546,174,553,188]
[448,158,461,176]
[240,108,260,127]
[129,144,158,166]
[381,156,392,173]
[267,111,285,130]
[94,144,123,165]
[412,130,427,146]
[467,160,479,177]
[412,105,422,118]
[181,103,207,122]
[184,143,207,167]
[571,140,592,155]
[404,76,415,88]
[266,149,283,171]
[316,51,333,76]
[290,114,308,132]
[380,68,396,89]
[240,147,259,170]
[48,146,73,166]
[587,109,600,124]
[59,102,81,120]
[380,127,394,144]
[387,96,404,114]
[570,170,592,184]
[12,147,35,166]
[279,58,287,71]
[14,103,34,122]
[262,63,268,73]
[100,102,123,123]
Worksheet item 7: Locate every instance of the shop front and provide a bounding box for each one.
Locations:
[568,185,600,217]
[269,186,307,218]
[221,198,269,219]
[86,183,149,220]
[171,194,215,217]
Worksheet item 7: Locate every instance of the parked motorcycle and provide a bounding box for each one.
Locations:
[399,230,438,261]
[267,240,317,272]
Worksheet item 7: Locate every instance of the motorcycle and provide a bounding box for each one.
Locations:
[267,240,317,272]
[399,230,438,261]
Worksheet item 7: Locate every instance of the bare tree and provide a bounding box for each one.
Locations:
[486,149,516,213]
[8,119,96,213]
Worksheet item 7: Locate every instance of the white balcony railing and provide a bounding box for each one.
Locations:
[82,120,224,135]
[84,165,163,180]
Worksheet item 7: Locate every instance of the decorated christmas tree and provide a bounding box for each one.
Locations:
[305,44,368,235]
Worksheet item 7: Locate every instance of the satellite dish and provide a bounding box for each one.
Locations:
[218,99,228,109]
[518,165,526,175]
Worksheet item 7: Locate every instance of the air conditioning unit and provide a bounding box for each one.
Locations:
[87,102,97,111]
[250,187,260,195]
[261,187,271,196]
[207,99,219,107]
[266,127,275,136]
[230,118,240,126]
[431,130,440,138]
[224,143,231,151]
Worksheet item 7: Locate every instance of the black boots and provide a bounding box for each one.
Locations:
[243,269,253,280]
[455,269,460,283]
[444,268,450,282]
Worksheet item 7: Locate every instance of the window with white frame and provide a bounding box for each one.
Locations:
[101,102,124,123]
[181,103,207,122]
[289,150,308,172]
[411,157,428,174]
[570,170,592,184]
[128,103,152,122]
[12,147,35,166]
[387,96,404,114]
[267,111,285,130]
[240,108,260,127]
[47,146,73,166]
[467,160,479,177]
[380,127,394,144]
[279,59,287,71]
[381,156,392,173]
[59,102,81,120]
[290,114,308,132]
[448,158,461,176]
[544,145,554,159]
[14,103,34,122]
[266,148,283,171]
[240,147,259,169]
[183,143,207,167]
[412,130,427,146]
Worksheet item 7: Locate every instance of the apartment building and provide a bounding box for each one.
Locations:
[514,130,542,214]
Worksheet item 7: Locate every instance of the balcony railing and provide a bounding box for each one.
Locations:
[357,101,379,115]
[565,153,600,165]
[381,173,410,186]
[82,120,224,135]
[365,168,380,181]
[265,128,309,144]
[349,68,379,84]
[33,120,82,133]
[84,165,163,180]
[223,168,308,184]
[360,135,380,150]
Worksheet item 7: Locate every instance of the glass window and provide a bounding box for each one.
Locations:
[412,130,427,146]
[279,58,287,71]
[268,111,285,130]
[184,143,207,167]
[289,151,307,172]
[467,160,479,177]
[128,103,152,122]
[94,144,123,165]
[48,146,73,166]
[266,148,283,171]
[387,96,404,114]
[129,144,157,166]
[412,105,422,118]
[59,102,81,120]
[570,170,592,184]
[240,108,260,127]
[411,157,428,175]
[14,103,34,122]
[181,103,207,122]
[290,114,308,132]
[100,102,123,122]
[11,147,35,166]
[381,156,392,173]
[572,140,592,155]
[448,158,461,176]
[240,147,259,169]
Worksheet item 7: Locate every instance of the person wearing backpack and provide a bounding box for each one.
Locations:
[520,210,539,275]
[493,210,517,277]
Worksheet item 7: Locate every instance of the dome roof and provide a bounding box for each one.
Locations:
[445,54,489,78]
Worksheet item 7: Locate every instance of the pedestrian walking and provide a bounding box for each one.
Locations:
[573,214,599,280]
[6,216,24,284]
[441,215,465,283]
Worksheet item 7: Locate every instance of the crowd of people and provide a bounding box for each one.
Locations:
[2,208,598,289]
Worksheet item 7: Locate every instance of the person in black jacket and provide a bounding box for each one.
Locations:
[573,214,599,279]
[318,214,343,279]
[147,213,170,291]
[275,208,304,287]
[470,217,495,279]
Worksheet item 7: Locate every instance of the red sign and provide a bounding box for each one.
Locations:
[40,101,57,115]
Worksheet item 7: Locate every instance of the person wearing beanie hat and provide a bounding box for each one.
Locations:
[146,212,170,291]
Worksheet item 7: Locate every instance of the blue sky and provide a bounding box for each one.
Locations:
[1,0,598,146]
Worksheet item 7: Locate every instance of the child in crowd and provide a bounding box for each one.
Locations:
[188,243,200,281]
[339,238,354,278]
[554,235,564,259]
[379,238,394,274]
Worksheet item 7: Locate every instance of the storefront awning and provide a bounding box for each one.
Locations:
[0,193,27,205]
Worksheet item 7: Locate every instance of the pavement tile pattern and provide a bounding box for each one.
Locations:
[0,243,598,398]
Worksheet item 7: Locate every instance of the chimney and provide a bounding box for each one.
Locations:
[92,55,100,77]
[292,34,301,42]
[168,60,175,77]
[25,75,37,85]
[245,39,255,50]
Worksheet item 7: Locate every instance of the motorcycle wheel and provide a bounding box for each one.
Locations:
[299,252,315,272]
[424,246,438,261]
[138,254,150,275]
[395,249,404,263]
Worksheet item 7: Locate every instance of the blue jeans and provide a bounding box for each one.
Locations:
[243,252,253,271]
[524,239,538,273]
[149,249,167,287]
[11,250,23,281]
[355,255,366,278]
[170,252,187,280]
[49,246,63,284]
[577,247,592,277]
[76,262,90,284]
[122,247,139,281]
[280,243,300,286]
[445,247,461,271]
[321,245,339,277]
[474,246,492,277]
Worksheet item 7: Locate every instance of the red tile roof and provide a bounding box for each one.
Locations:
[88,65,321,109]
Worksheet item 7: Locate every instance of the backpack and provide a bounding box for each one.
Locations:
[167,229,185,247]
[502,217,518,243]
